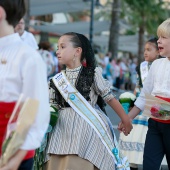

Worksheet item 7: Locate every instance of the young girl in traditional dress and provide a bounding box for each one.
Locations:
[0,1,50,169]
[119,38,160,170]
[119,18,170,170]
[45,32,132,170]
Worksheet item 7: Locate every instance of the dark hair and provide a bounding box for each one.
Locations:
[0,0,26,27]
[62,32,97,68]
[147,37,158,50]
[39,41,51,50]
[94,49,98,54]
[147,37,163,58]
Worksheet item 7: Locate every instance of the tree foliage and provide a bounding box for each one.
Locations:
[121,0,169,63]
[122,0,168,35]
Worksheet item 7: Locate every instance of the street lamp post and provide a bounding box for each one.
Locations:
[89,0,94,45]
[24,0,30,31]
[84,0,107,45]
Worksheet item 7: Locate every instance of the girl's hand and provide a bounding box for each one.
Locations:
[122,118,133,136]
[117,121,125,133]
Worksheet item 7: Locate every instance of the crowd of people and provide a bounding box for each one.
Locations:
[0,0,170,170]
[94,51,138,92]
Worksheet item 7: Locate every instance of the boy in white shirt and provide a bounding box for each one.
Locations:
[119,18,170,170]
[0,0,50,169]
[14,18,39,50]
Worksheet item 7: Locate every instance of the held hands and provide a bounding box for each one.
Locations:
[117,117,133,136]
[118,106,141,135]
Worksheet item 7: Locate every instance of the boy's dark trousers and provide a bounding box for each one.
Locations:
[143,118,170,170]
[18,158,33,170]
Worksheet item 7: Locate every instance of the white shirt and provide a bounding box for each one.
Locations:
[120,61,128,74]
[0,33,50,150]
[53,56,59,73]
[104,56,109,66]
[135,58,170,110]
[21,31,39,50]
[114,64,120,77]
[39,49,54,77]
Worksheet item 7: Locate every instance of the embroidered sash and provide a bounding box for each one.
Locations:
[140,61,149,85]
[52,72,130,170]
[137,61,149,126]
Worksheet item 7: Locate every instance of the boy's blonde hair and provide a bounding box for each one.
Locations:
[157,18,170,37]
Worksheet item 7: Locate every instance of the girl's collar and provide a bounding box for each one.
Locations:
[66,65,82,72]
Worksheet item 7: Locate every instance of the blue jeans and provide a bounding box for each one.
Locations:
[143,118,170,170]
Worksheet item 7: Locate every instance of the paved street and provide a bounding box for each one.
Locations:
[106,91,168,170]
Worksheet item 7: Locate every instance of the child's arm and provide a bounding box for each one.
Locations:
[107,98,133,135]
[0,150,27,170]
[21,49,50,150]
[128,106,141,119]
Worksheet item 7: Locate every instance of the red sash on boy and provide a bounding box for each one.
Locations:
[0,102,35,160]
[152,96,170,123]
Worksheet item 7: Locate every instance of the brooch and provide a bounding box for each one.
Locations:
[1,59,7,64]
